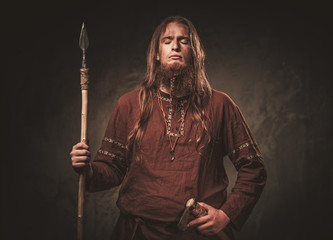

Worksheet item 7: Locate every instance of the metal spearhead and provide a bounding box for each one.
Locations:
[79,22,89,68]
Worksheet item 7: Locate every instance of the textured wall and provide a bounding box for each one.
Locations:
[3,2,332,240]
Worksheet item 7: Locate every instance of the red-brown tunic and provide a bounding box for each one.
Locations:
[86,89,267,239]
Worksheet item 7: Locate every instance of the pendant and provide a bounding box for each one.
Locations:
[170,150,175,161]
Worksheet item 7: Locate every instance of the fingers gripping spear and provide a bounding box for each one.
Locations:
[78,22,89,240]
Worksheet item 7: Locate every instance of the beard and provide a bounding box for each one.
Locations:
[155,62,195,97]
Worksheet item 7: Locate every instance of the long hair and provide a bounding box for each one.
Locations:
[127,16,212,158]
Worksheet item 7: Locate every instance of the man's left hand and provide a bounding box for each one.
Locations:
[187,202,230,235]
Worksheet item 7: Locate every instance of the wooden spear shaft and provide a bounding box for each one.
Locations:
[78,67,88,240]
[78,22,89,240]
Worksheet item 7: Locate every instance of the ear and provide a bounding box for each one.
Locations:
[156,53,160,61]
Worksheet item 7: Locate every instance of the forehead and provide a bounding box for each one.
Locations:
[160,22,189,38]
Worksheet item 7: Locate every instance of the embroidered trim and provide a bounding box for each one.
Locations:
[166,102,186,137]
[156,93,188,138]
[231,141,255,155]
[157,94,188,105]
[233,153,261,169]
[247,153,261,159]
[159,95,172,102]
[98,149,125,162]
[103,137,126,149]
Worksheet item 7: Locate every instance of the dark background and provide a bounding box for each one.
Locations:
[3,1,332,240]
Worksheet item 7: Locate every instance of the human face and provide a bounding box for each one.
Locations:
[157,22,192,67]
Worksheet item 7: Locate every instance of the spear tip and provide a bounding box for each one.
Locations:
[79,22,89,51]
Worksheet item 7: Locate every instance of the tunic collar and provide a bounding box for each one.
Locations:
[157,89,190,103]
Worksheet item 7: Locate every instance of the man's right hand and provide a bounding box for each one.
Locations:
[70,142,91,174]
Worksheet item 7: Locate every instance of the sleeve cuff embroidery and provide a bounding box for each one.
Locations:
[103,137,127,149]
[97,149,126,163]
[247,153,261,160]
[228,141,261,170]
[230,141,255,155]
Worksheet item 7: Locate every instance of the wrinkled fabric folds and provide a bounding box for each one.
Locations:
[86,88,267,238]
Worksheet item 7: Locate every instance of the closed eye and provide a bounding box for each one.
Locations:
[162,36,173,44]
[180,39,189,44]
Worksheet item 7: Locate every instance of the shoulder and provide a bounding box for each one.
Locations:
[109,89,140,119]
[116,89,140,108]
[207,89,244,122]
[210,88,238,109]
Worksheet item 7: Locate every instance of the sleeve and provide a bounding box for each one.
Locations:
[220,102,267,230]
[86,98,129,192]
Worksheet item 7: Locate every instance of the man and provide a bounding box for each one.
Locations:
[71,16,267,240]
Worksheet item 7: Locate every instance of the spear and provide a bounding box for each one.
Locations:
[78,22,89,240]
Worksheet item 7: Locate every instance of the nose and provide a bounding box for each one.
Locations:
[171,40,180,51]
